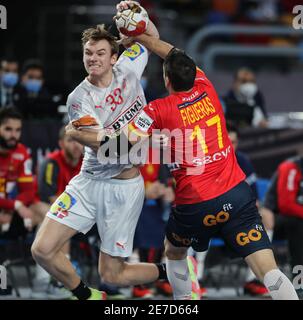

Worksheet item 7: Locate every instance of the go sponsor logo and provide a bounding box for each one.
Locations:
[203,211,229,227]
[236,229,262,246]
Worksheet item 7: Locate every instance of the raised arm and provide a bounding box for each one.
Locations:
[133,33,174,60]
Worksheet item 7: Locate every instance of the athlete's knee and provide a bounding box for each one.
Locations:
[164,239,187,260]
[31,238,55,263]
[99,259,127,286]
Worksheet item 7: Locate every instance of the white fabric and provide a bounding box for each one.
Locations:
[67,43,148,180]
[263,269,299,300]
[46,174,145,258]
[166,258,192,300]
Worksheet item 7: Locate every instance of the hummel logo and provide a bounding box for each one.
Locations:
[174,271,189,281]
[268,276,283,291]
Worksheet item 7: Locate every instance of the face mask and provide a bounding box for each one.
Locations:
[239,83,258,100]
[2,72,18,87]
[24,79,42,93]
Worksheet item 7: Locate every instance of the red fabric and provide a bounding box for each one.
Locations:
[277,161,303,219]
[0,143,35,210]
[47,150,82,196]
[131,68,245,204]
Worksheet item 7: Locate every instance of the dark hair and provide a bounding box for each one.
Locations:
[0,107,22,125]
[0,58,18,70]
[234,67,254,81]
[163,48,196,92]
[82,24,119,56]
[21,59,44,76]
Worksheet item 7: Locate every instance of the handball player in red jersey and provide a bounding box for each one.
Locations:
[124,34,298,300]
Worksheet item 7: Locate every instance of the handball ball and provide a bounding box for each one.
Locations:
[116,4,149,37]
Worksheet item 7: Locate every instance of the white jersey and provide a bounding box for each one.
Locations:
[67,43,148,180]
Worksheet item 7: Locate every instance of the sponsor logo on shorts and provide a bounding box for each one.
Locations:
[203,211,229,227]
[236,229,262,246]
[134,110,154,133]
[123,43,144,61]
[172,233,192,246]
[50,192,76,219]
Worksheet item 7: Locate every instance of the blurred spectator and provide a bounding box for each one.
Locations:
[13,59,58,119]
[0,59,19,108]
[262,155,303,298]
[228,124,258,199]
[29,126,83,299]
[206,0,239,24]
[223,67,268,128]
[0,107,35,237]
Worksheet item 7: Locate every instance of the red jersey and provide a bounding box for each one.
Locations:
[140,147,161,188]
[130,68,245,205]
[277,159,303,219]
[0,143,35,210]
[37,150,82,202]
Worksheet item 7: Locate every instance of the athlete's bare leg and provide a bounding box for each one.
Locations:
[31,217,79,289]
[245,249,277,280]
[30,202,70,255]
[98,251,160,286]
[245,249,298,299]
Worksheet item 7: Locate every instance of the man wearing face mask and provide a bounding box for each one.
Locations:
[224,67,268,128]
[13,59,58,119]
[0,59,19,108]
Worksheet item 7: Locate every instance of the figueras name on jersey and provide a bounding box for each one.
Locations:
[108,96,144,131]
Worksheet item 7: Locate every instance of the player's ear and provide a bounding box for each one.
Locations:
[164,75,170,89]
[58,139,64,150]
[111,53,118,65]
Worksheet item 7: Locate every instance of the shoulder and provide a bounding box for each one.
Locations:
[14,144,30,159]
[279,159,300,172]
[46,150,61,162]
[67,81,90,104]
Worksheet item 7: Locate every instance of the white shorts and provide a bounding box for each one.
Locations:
[46,174,144,257]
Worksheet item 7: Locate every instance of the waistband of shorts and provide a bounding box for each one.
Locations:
[108,174,143,184]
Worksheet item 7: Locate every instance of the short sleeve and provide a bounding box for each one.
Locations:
[66,90,92,122]
[116,43,148,80]
[129,101,161,137]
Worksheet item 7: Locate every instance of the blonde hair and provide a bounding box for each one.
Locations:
[81,24,119,55]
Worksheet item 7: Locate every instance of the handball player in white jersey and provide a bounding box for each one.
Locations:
[31,5,173,300]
